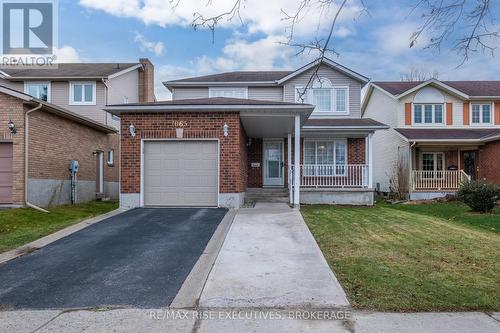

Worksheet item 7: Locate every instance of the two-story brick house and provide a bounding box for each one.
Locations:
[0,59,155,208]
[362,79,500,200]
[106,58,388,209]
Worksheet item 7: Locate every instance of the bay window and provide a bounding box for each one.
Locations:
[413,104,444,125]
[304,140,347,175]
[471,104,492,125]
[25,82,50,101]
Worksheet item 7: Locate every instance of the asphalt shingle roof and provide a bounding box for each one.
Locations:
[1,63,139,78]
[395,128,500,141]
[166,71,293,83]
[108,97,309,107]
[374,81,500,97]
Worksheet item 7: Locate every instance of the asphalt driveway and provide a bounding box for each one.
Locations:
[0,207,227,309]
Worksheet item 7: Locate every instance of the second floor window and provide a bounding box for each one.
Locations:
[413,104,444,125]
[70,82,96,105]
[471,104,492,124]
[297,86,349,113]
[209,87,247,99]
[25,82,50,101]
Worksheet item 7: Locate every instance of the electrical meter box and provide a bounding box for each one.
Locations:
[69,160,80,173]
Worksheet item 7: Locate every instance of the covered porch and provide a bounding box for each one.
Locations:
[241,114,388,206]
[395,128,493,200]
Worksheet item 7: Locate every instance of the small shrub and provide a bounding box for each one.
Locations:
[457,180,500,213]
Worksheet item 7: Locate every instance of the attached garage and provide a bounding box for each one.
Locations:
[143,140,219,207]
[0,143,13,204]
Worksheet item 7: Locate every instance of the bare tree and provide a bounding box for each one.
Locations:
[400,67,440,81]
[409,0,498,65]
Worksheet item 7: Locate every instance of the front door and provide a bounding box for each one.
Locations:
[263,140,284,187]
[463,151,477,180]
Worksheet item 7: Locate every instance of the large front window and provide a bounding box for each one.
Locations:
[304,140,347,175]
[25,82,50,101]
[414,104,444,124]
[471,104,492,124]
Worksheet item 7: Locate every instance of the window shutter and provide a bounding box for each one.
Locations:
[405,103,412,125]
[463,102,470,125]
[446,103,453,125]
[495,102,500,125]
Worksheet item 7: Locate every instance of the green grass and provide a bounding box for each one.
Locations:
[0,201,118,253]
[301,203,500,312]
[385,201,500,233]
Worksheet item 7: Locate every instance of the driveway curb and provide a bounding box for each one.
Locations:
[170,209,237,309]
[0,208,128,265]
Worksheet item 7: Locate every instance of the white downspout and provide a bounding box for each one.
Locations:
[25,103,49,213]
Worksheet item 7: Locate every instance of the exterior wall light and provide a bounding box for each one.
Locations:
[223,122,229,137]
[7,120,16,134]
[129,123,136,137]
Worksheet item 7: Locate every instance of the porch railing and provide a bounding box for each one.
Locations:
[411,170,470,191]
[290,164,369,188]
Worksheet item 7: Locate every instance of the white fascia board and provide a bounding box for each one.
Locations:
[164,81,277,87]
[277,58,369,85]
[396,79,470,100]
[108,64,143,79]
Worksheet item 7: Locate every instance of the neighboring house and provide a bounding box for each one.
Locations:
[106,58,388,209]
[362,79,500,200]
[0,59,155,207]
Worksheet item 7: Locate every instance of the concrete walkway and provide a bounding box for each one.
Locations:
[199,204,349,308]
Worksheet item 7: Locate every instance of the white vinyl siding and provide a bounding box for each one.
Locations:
[173,87,209,100]
[247,87,283,101]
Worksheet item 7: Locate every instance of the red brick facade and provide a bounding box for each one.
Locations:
[478,140,500,184]
[0,91,118,205]
[120,112,246,194]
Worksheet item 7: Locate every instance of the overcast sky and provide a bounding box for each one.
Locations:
[55,0,500,100]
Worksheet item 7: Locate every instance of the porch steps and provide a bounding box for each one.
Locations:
[245,188,290,204]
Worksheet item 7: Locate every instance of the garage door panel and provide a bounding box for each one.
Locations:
[0,143,13,203]
[144,141,218,207]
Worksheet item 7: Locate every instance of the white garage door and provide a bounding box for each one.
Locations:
[144,141,218,206]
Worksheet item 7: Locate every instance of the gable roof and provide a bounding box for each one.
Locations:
[164,57,369,89]
[0,85,116,133]
[167,71,292,84]
[0,63,142,80]
[373,80,500,98]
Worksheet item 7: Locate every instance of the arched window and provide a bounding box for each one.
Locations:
[295,77,349,113]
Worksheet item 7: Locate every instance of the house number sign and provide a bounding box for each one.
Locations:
[173,120,188,128]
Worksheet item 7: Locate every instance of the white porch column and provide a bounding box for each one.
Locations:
[294,115,301,206]
[368,133,373,189]
[287,133,293,204]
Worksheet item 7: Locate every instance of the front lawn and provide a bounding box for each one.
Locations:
[386,201,499,233]
[301,203,500,312]
[0,201,118,253]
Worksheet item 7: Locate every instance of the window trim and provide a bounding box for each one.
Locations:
[302,138,348,176]
[107,149,114,166]
[69,81,97,105]
[24,81,51,102]
[295,85,350,114]
[469,103,493,126]
[412,103,445,126]
[208,87,248,99]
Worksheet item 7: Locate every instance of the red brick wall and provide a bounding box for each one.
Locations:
[348,138,366,164]
[29,111,119,182]
[120,112,245,194]
[478,140,500,184]
[0,95,26,204]
[247,138,263,187]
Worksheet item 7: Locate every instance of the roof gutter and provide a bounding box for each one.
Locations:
[25,103,49,213]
